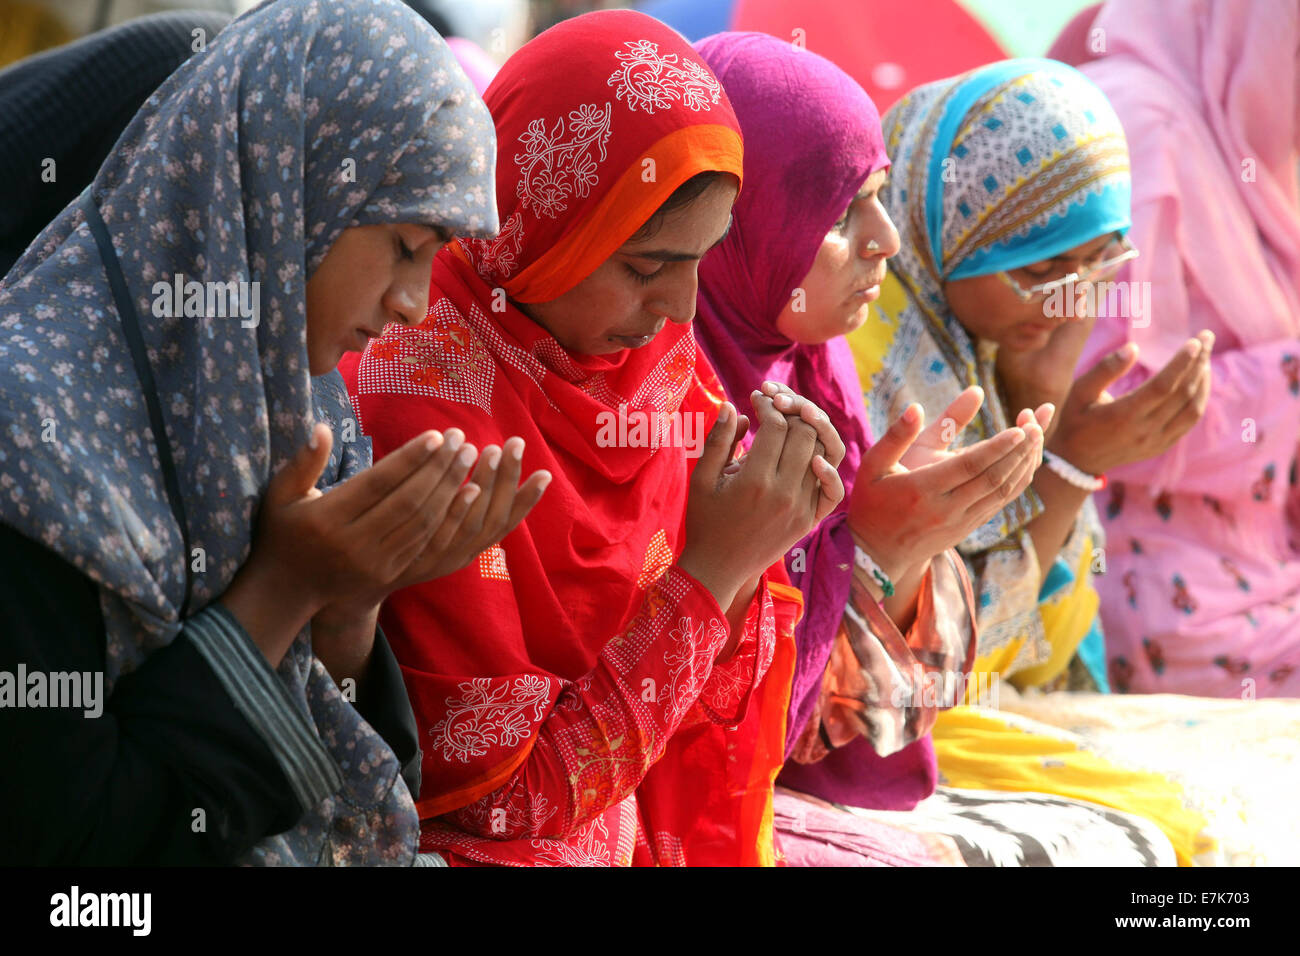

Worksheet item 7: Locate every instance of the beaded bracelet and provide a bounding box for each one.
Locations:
[1043,449,1107,491]
[853,544,895,598]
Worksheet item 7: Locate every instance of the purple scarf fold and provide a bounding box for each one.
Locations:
[693,31,932,811]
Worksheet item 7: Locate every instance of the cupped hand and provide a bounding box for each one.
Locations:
[849,399,1047,581]
[246,424,481,615]
[388,435,552,588]
[1050,330,1213,475]
[996,312,1096,441]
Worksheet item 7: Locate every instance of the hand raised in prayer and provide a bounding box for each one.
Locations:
[221,423,481,668]
[1049,331,1213,475]
[388,435,551,588]
[309,433,549,688]
[756,379,848,519]
[848,396,1047,588]
[996,312,1096,443]
[678,392,845,611]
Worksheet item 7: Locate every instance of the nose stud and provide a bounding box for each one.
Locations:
[866,239,881,252]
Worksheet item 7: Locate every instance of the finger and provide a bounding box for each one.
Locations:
[947,430,1034,513]
[962,455,1036,533]
[1141,340,1212,427]
[373,439,477,554]
[796,400,846,469]
[695,402,738,488]
[500,469,552,532]
[456,443,499,538]
[731,412,751,455]
[761,379,793,399]
[918,386,984,449]
[332,427,449,520]
[776,413,819,483]
[861,403,925,477]
[1149,361,1212,434]
[1034,403,1055,433]
[812,455,845,523]
[744,391,792,474]
[922,426,1027,495]
[1126,338,1202,416]
[1072,341,1141,406]
[401,434,480,544]
[267,423,334,506]
[425,482,483,555]
[477,437,528,539]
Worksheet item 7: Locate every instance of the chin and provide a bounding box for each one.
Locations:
[844,304,873,334]
[1007,330,1052,352]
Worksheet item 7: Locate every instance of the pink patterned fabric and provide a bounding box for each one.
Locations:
[1067,0,1300,695]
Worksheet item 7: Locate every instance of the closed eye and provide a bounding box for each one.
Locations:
[624,261,664,285]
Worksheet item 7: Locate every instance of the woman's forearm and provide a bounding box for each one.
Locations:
[1024,465,1091,583]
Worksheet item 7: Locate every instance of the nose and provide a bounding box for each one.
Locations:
[384,270,432,328]
[860,208,901,260]
[650,266,698,326]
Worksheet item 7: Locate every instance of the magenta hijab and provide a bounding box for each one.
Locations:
[693,32,934,810]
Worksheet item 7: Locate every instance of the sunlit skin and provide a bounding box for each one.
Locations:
[515,176,740,355]
[775,169,900,344]
[941,231,1119,352]
[769,168,1048,630]
[226,218,551,687]
[304,222,447,374]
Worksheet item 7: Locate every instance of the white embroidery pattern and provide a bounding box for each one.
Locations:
[531,811,614,866]
[461,211,524,285]
[456,790,558,835]
[607,40,724,114]
[660,615,729,724]
[429,675,552,763]
[514,103,612,219]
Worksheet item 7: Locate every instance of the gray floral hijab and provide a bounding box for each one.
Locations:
[0,0,496,863]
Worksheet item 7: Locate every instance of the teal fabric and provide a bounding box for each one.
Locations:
[1039,556,1111,692]
[917,57,1132,279]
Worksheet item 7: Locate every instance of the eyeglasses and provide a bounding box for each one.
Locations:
[996,236,1140,304]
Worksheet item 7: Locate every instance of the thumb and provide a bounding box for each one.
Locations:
[694,401,738,486]
[863,403,924,476]
[1074,342,1139,404]
[267,423,333,505]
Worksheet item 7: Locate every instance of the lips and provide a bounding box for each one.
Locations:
[611,333,654,349]
[610,322,665,349]
[852,272,887,298]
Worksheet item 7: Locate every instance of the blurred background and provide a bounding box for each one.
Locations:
[0,0,1101,272]
[2,0,1101,109]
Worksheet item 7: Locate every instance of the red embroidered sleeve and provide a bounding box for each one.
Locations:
[438,565,778,840]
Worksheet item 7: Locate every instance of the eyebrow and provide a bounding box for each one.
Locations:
[624,214,733,262]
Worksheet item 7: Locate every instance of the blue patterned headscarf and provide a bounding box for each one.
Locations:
[858,59,1130,675]
[0,0,496,864]
[869,57,1131,547]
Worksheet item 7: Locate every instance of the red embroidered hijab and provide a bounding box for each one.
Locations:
[340,10,791,865]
